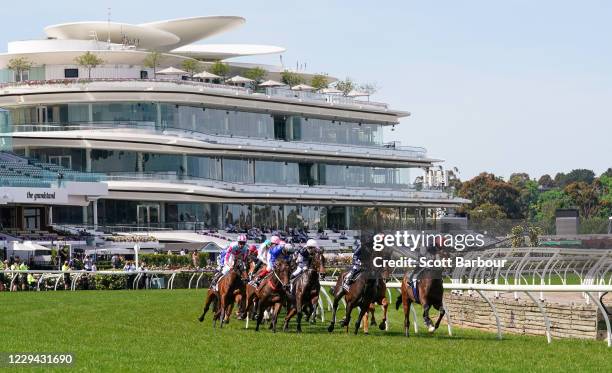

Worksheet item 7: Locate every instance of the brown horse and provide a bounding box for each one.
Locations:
[396,268,445,336]
[252,258,291,332]
[283,249,325,332]
[361,279,389,333]
[327,269,383,334]
[215,259,248,328]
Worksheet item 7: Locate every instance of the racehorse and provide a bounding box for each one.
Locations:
[283,249,325,332]
[361,279,389,333]
[396,268,445,336]
[215,257,248,328]
[252,258,292,332]
[327,269,383,335]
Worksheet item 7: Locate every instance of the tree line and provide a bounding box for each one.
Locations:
[453,168,612,234]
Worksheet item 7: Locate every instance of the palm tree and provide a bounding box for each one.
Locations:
[74,52,105,79]
[7,57,33,82]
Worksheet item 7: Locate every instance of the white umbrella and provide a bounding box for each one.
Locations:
[194,71,220,79]
[291,84,315,91]
[259,79,285,87]
[226,75,254,84]
[346,90,369,97]
[156,66,188,75]
[319,87,343,94]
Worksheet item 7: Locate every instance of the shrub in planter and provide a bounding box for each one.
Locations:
[92,273,127,290]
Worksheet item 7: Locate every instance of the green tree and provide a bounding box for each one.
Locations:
[601,168,612,178]
[310,74,329,90]
[528,225,543,247]
[458,172,522,219]
[554,169,595,188]
[74,52,105,79]
[538,174,555,188]
[509,172,530,188]
[181,59,202,77]
[564,181,600,218]
[7,57,33,82]
[243,67,267,84]
[209,61,230,81]
[280,70,304,86]
[335,78,355,95]
[143,51,162,78]
[511,225,526,248]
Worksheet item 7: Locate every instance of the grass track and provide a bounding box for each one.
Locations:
[1,289,610,372]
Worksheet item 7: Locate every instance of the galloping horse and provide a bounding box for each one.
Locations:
[361,278,389,333]
[396,267,445,336]
[252,258,292,332]
[215,257,248,328]
[327,269,384,334]
[283,249,326,332]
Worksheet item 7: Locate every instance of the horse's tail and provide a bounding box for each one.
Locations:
[395,295,402,310]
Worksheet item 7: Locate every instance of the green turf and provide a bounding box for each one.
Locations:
[1,289,610,372]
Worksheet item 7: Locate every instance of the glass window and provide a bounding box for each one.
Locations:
[64,69,79,78]
[253,205,283,230]
[223,204,252,229]
[222,158,254,183]
[255,160,299,185]
[91,150,138,173]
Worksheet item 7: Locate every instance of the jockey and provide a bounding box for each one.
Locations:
[250,236,284,287]
[210,245,228,290]
[290,239,318,281]
[342,242,363,291]
[253,237,277,275]
[222,234,248,275]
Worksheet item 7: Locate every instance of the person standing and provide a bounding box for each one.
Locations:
[62,261,71,290]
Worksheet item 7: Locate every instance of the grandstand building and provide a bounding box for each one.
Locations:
[0,15,467,235]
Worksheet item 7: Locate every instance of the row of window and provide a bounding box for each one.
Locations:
[3,102,384,146]
[24,148,411,188]
[54,201,428,231]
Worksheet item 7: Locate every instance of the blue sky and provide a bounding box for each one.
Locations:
[2,0,610,179]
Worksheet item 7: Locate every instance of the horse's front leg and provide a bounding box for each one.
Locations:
[327,293,341,333]
[434,304,446,331]
[354,303,368,335]
[271,302,282,333]
[283,306,297,332]
[423,304,435,332]
[380,297,389,331]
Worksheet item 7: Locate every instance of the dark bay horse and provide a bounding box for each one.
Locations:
[396,268,445,336]
[283,250,325,332]
[327,269,383,334]
[361,279,389,333]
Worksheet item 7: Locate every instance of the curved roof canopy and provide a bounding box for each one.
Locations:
[44,22,180,49]
[140,16,246,50]
[170,44,286,61]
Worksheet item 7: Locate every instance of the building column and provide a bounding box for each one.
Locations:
[49,206,53,226]
[345,206,351,230]
[82,206,88,225]
[85,148,92,172]
[92,200,98,231]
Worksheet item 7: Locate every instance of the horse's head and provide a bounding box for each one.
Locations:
[312,249,326,275]
[273,258,292,287]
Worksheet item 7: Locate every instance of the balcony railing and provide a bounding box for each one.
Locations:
[0,78,392,111]
[105,172,454,200]
[4,122,429,160]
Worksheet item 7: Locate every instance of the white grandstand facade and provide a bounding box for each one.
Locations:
[0,15,467,234]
